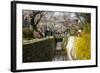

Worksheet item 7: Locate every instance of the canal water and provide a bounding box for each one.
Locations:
[53,41,67,61]
[53,36,75,61]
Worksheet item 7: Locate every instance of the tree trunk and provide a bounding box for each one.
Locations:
[32,26,43,38]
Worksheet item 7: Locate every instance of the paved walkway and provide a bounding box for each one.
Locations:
[66,36,75,60]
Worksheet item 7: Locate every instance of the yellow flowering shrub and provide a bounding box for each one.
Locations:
[73,32,91,60]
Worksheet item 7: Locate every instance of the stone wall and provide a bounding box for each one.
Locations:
[23,38,56,62]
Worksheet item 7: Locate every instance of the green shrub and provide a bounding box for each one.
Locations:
[23,28,33,39]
